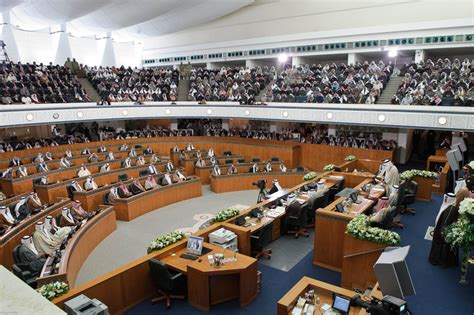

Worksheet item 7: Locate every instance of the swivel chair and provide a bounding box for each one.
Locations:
[237,158,246,163]
[251,221,273,259]
[328,178,345,202]
[139,170,149,177]
[252,158,261,163]
[12,245,38,288]
[401,180,417,215]
[307,193,329,228]
[118,174,128,182]
[148,259,186,310]
[296,166,305,172]
[286,201,309,238]
[271,157,279,162]
[103,192,111,205]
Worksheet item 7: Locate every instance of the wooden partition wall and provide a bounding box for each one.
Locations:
[298,144,393,172]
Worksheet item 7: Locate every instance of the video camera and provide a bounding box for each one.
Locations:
[252,179,267,190]
[351,294,409,315]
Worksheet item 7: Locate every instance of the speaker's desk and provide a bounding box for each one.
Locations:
[179,155,243,176]
[158,242,258,311]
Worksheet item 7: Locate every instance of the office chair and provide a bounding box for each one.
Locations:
[118,174,128,182]
[251,221,273,259]
[237,158,245,163]
[307,193,328,228]
[139,170,149,177]
[148,259,186,309]
[387,184,406,229]
[135,145,142,149]
[67,185,75,198]
[223,151,232,156]
[12,245,38,288]
[252,158,261,163]
[103,192,111,204]
[296,166,305,172]
[271,157,279,162]
[32,178,42,186]
[328,178,345,202]
[285,201,309,238]
[225,159,233,164]
[401,180,417,215]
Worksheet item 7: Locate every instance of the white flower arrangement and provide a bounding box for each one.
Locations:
[400,169,438,181]
[212,207,240,222]
[303,171,318,181]
[458,198,474,216]
[346,214,401,246]
[36,281,69,301]
[323,164,336,172]
[147,231,185,253]
[344,155,356,161]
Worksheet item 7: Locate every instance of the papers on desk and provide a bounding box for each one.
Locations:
[291,297,306,315]
[266,206,285,218]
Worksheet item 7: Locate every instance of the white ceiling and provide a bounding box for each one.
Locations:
[2,0,254,40]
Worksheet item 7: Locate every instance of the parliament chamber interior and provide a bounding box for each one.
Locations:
[0,1,473,314]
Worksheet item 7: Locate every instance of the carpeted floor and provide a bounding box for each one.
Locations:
[126,194,474,315]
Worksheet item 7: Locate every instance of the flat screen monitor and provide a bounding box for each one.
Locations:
[350,192,358,203]
[335,203,345,213]
[186,235,204,256]
[332,294,351,313]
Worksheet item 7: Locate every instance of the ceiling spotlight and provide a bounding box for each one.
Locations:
[245,109,250,116]
[278,53,288,63]
[26,113,34,121]
[378,114,386,122]
[438,117,447,125]
[282,111,289,118]
[207,109,212,115]
[77,111,84,118]
[165,109,171,115]
[122,109,129,116]
[326,112,333,120]
[388,50,398,58]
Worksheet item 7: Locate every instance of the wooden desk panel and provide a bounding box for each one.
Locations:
[112,177,202,221]
[277,276,363,315]
[179,155,243,176]
[210,171,306,193]
[413,176,435,201]
[34,164,157,204]
[0,199,70,269]
[195,162,281,185]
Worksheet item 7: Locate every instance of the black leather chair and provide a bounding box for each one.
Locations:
[381,185,406,229]
[271,157,279,162]
[103,192,111,204]
[225,159,233,164]
[307,193,329,228]
[118,174,128,182]
[251,221,273,259]
[223,151,232,156]
[148,259,186,309]
[139,170,149,177]
[328,178,345,202]
[12,245,37,288]
[252,158,261,163]
[237,158,245,163]
[401,180,417,215]
[296,166,305,172]
[285,201,309,238]
[67,185,75,198]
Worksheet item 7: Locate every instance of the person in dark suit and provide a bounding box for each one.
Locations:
[429,188,470,267]
[9,156,23,167]
[129,178,145,195]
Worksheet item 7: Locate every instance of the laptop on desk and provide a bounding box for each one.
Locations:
[180,235,212,260]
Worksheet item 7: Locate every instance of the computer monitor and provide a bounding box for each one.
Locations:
[335,203,345,213]
[332,294,351,314]
[186,235,204,256]
[235,216,246,226]
[350,191,359,203]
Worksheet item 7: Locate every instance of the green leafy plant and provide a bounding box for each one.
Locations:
[323,164,336,172]
[212,207,240,222]
[37,281,69,301]
[346,214,401,245]
[303,171,318,181]
[400,169,438,181]
[344,155,356,161]
[147,231,186,253]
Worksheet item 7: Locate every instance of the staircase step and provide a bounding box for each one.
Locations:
[78,78,101,102]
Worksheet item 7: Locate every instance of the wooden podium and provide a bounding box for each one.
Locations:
[341,234,387,290]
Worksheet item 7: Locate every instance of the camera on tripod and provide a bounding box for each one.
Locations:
[252,179,267,190]
[351,294,408,315]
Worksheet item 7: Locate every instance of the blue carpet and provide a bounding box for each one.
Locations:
[126,195,474,315]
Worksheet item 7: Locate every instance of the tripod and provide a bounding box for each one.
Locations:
[257,187,267,203]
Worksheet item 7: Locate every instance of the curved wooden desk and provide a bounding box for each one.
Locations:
[34,163,164,204]
[210,170,306,193]
[0,156,144,196]
[37,206,117,288]
[179,155,243,175]
[195,161,281,185]
[0,199,70,269]
[112,176,202,221]
[0,192,31,206]
[73,171,169,212]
